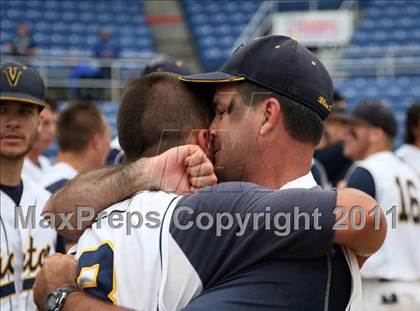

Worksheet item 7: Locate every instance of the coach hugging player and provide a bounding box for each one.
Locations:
[0,35,383,311]
[0,36,387,311]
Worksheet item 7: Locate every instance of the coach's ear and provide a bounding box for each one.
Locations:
[259,98,281,136]
[197,129,209,152]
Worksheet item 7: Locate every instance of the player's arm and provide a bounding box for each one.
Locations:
[43,145,217,241]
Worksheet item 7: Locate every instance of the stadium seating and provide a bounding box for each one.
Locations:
[181,0,264,71]
[344,0,420,56]
[182,0,350,71]
[0,0,155,57]
[337,0,420,143]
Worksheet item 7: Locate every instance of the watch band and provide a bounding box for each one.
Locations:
[45,285,81,311]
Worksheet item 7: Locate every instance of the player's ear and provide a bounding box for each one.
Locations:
[369,127,384,144]
[259,98,281,136]
[36,111,44,133]
[90,133,100,150]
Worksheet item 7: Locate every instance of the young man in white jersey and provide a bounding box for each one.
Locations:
[34,37,386,310]
[342,100,420,311]
[40,103,111,194]
[396,102,420,178]
[0,61,56,310]
[22,97,58,183]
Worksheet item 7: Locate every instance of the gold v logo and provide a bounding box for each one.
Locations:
[3,66,26,87]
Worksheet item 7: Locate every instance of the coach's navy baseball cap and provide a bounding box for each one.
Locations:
[1,61,47,108]
[340,100,398,138]
[179,35,333,120]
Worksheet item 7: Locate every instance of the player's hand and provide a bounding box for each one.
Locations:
[149,144,217,194]
[33,253,78,311]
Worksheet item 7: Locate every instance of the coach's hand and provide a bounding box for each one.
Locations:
[33,253,78,310]
[149,144,217,194]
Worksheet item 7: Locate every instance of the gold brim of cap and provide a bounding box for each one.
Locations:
[0,96,48,107]
[179,76,246,83]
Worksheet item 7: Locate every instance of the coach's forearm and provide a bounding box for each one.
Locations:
[43,158,155,241]
[63,292,136,311]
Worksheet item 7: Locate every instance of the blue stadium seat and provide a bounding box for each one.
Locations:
[1,0,155,56]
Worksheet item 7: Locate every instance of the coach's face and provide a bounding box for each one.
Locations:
[209,84,263,182]
[0,101,39,160]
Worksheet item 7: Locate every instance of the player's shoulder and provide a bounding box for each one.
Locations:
[39,162,77,188]
[396,144,418,157]
[93,191,179,223]
[356,151,400,173]
[22,176,51,204]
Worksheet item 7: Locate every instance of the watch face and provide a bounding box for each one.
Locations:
[46,291,60,311]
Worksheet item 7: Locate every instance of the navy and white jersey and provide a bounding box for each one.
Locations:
[346,151,420,281]
[1,178,56,310]
[396,144,420,178]
[107,136,124,165]
[76,182,338,310]
[39,162,78,194]
[22,155,51,183]
[311,158,330,188]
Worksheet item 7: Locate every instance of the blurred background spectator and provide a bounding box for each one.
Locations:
[94,27,120,78]
[3,23,36,56]
[94,27,120,59]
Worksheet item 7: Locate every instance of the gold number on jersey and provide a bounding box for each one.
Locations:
[77,241,117,304]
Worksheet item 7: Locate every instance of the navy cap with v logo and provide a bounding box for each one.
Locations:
[1,61,47,108]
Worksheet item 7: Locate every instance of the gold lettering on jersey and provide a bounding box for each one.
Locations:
[0,236,51,282]
[0,253,14,280]
[3,66,26,87]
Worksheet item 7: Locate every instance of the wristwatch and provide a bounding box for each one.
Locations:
[45,286,80,311]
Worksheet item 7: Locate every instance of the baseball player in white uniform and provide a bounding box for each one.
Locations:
[40,103,111,194]
[1,61,56,310]
[22,97,58,183]
[396,103,420,178]
[22,155,51,182]
[342,100,420,311]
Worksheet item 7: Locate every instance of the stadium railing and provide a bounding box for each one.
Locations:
[0,54,157,103]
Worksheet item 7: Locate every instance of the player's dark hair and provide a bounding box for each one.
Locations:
[57,103,105,152]
[237,81,324,145]
[118,72,211,161]
[333,90,344,103]
[405,102,420,144]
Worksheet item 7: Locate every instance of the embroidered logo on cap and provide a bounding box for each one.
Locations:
[3,65,26,88]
